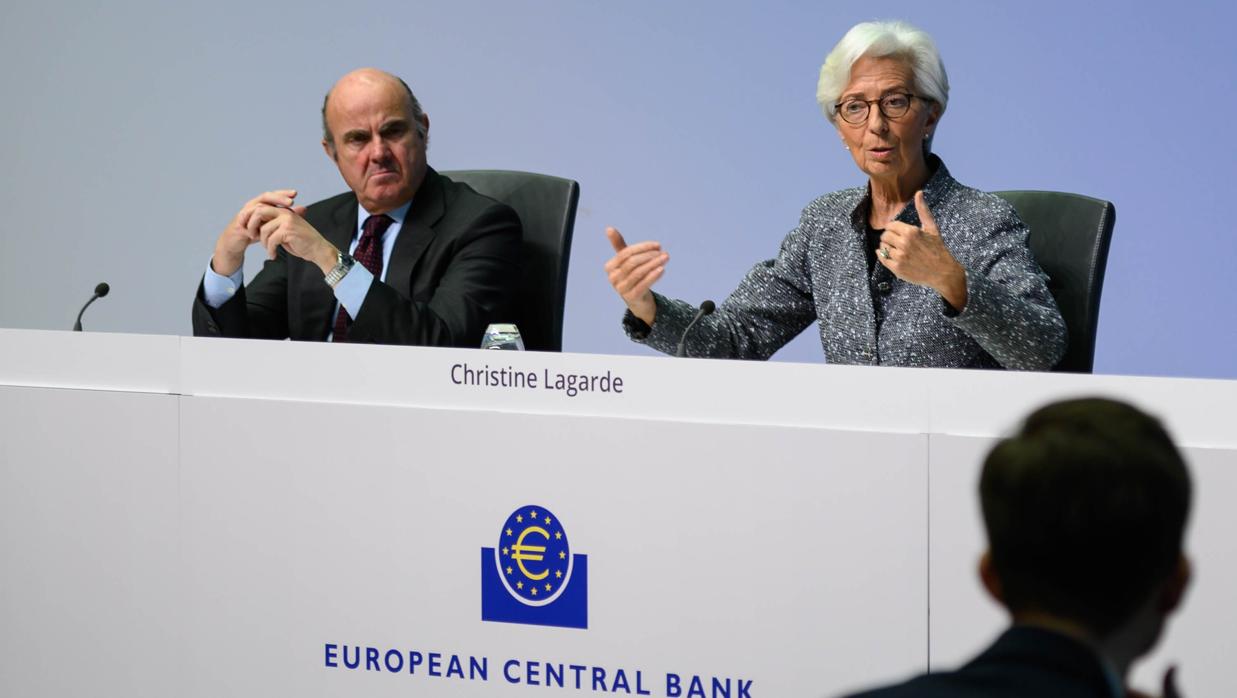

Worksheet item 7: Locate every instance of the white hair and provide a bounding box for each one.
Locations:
[816,20,949,149]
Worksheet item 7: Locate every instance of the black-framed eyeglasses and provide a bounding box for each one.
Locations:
[833,93,929,125]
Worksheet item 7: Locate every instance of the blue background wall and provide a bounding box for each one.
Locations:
[1,0,1232,378]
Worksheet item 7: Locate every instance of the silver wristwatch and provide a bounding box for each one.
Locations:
[324,251,355,287]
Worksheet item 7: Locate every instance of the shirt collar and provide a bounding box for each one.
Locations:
[849,154,954,230]
[355,199,412,240]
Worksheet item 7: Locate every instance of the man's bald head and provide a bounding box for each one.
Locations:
[321,68,425,152]
[319,68,431,213]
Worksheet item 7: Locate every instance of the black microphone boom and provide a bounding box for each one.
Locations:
[72,282,110,332]
[676,300,716,358]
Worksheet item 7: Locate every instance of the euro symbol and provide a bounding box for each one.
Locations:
[511,526,550,581]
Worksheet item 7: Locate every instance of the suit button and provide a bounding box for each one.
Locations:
[876,281,892,294]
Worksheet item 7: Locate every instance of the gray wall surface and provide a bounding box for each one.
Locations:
[1,0,1233,378]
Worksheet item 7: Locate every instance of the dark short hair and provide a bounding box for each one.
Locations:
[321,74,425,150]
[980,397,1191,635]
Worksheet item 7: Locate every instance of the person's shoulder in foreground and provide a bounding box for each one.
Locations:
[839,396,1192,698]
[845,627,1120,697]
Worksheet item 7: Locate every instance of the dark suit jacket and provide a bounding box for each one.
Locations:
[192,168,522,347]
[842,627,1119,698]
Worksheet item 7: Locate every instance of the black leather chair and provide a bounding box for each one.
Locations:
[993,191,1115,373]
[443,170,580,352]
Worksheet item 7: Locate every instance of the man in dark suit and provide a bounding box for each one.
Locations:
[193,68,521,346]
[843,398,1191,698]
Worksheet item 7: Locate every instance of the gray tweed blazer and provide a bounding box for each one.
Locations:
[627,157,1066,370]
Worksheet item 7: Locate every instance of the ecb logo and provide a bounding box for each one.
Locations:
[481,505,588,629]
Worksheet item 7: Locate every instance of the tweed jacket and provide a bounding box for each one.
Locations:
[629,157,1066,370]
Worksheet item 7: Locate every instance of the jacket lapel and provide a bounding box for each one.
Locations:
[881,156,955,357]
[843,192,880,362]
[894,155,951,231]
[385,168,445,299]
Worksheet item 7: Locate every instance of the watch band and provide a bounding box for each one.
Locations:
[324,251,355,287]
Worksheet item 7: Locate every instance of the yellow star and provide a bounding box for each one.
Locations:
[530,510,538,519]
[531,587,538,596]
[516,514,523,523]
[558,551,566,559]
[506,566,513,575]
[545,583,552,591]
[506,528,512,537]
[516,581,523,590]
[554,531,562,540]
[555,569,563,579]
[502,547,509,556]
[545,516,552,525]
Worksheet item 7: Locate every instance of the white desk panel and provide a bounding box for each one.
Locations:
[0,386,180,697]
[0,329,179,394]
[3,329,1234,697]
[924,368,1237,448]
[180,337,1237,448]
[179,335,932,433]
[178,394,928,697]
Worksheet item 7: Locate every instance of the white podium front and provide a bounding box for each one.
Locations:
[1,329,1234,697]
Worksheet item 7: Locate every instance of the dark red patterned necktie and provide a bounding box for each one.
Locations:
[332,213,394,342]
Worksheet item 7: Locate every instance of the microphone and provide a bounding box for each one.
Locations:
[72,282,110,331]
[676,300,715,358]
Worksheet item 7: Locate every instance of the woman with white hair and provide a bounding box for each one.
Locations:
[604,20,1066,370]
